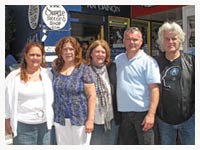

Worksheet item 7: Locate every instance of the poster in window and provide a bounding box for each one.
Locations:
[109,26,126,48]
[108,16,129,48]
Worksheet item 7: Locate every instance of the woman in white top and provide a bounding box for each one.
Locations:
[5,42,54,145]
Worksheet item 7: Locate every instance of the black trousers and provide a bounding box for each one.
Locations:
[118,111,155,145]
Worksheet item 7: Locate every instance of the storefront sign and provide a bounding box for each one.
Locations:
[82,5,130,17]
[42,5,68,30]
[28,5,40,30]
[45,46,57,63]
[86,5,120,13]
[131,5,184,18]
[45,46,56,53]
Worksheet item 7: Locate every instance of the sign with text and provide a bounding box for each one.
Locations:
[42,5,68,30]
[82,5,130,17]
[131,5,184,18]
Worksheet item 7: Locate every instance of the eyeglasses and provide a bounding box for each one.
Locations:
[62,47,75,51]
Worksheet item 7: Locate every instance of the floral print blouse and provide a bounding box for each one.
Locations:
[52,64,94,126]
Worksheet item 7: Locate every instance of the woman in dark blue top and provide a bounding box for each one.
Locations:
[52,36,96,145]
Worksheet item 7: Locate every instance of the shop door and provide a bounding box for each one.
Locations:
[71,22,104,44]
[70,12,104,58]
[70,12,104,44]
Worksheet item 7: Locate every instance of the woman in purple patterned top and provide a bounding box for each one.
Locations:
[52,36,96,145]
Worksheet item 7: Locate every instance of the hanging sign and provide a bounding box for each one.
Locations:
[42,5,68,30]
[28,5,40,30]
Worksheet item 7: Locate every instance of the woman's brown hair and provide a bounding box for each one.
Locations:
[54,36,83,73]
[86,39,111,66]
[20,41,46,82]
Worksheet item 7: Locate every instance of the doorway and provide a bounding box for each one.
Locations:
[70,12,104,44]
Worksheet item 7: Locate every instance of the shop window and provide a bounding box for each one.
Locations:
[151,21,162,57]
[71,12,104,44]
[187,16,195,54]
[108,16,130,48]
[182,5,195,55]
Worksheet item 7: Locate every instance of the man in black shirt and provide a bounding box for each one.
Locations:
[156,22,195,145]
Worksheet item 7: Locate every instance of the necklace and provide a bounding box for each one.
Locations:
[27,70,40,79]
[61,65,75,75]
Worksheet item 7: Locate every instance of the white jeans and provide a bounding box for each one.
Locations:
[54,119,91,145]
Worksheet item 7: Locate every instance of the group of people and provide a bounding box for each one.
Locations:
[5,21,195,145]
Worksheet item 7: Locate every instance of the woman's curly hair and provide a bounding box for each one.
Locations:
[54,36,84,73]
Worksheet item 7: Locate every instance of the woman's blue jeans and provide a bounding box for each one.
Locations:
[90,119,119,145]
[157,115,195,145]
[13,122,51,145]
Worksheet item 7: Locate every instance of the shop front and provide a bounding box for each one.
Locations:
[77,5,130,60]
[131,5,195,57]
[6,5,131,64]
[43,5,131,61]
